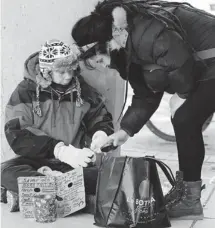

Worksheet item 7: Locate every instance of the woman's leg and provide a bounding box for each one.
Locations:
[172,79,215,181]
[169,79,215,219]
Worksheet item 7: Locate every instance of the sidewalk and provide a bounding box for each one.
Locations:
[1,120,215,228]
[121,118,215,228]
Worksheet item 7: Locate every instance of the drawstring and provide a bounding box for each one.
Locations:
[34,76,84,126]
[50,89,57,128]
[70,89,74,124]
[74,76,84,107]
[70,76,84,124]
[34,85,42,117]
[51,89,54,100]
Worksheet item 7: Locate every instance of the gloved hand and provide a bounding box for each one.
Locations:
[90,131,109,153]
[54,142,94,168]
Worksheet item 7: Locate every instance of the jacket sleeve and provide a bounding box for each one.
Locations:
[83,86,114,138]
[120,63,163,137]
[5,83,60,158]
[152,29,196,98]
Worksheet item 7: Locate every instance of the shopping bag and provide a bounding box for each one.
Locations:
[94,156,175,228]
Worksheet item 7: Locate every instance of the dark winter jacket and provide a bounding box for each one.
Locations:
[112,10,215,136]
[173,5,215,81]
[5,53,114,159]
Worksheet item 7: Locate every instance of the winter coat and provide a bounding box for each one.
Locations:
[110,10,215,136]
[172,5,215,81]
[5,52,114,159]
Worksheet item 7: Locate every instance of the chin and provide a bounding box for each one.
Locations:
[107,39,122,52]
[61,80,72,86]
[62,82,70,85]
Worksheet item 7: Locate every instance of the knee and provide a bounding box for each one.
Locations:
[171,112,194,129]
[1,161,15,188]
[1,160,18,183]
[1,160,30,188]
[1,160,15,178]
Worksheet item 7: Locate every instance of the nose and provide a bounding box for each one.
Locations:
[96,57,110,68]
[96,58,103,64]
[63,72,73,79]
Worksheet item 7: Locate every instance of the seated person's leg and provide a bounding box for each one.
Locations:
[1,157,47,193]
[1,156,46,211]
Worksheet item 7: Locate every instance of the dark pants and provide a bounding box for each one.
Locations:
[1,156,99,195]
[171,79,215,181]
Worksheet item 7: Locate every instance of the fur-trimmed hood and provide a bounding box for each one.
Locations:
[24,52,40,83]
[23,52,52,90]
[107,7,129,51]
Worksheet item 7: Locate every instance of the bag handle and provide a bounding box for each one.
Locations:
[145,156,176,186]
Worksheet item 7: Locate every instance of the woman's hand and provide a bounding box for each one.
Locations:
[169,94,186,118]
[101,129,130,148]
[110,129,130,146]
[90,129,130,152]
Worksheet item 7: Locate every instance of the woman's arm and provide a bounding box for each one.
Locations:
[120,63,163,136]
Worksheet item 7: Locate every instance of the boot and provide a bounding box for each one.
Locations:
[1,187,7,203]
[166,180,204,220]
[165,171,184,205]
[1,186,20,212]
[6,191,19,212]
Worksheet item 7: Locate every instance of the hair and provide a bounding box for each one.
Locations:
[72,14,113,47]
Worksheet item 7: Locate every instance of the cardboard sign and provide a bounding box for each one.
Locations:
[18,167,85,218]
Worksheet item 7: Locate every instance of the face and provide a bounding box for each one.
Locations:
[51,70,74,85]
[88,39,123,69]
[91,53,111,68]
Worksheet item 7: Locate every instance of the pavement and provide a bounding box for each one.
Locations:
[121,120,215,228]
[1,90,215,228]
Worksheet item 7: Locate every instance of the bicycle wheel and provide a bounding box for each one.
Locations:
[146,93,214,142]
[146,93,176,142]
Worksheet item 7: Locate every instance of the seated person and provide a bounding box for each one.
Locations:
[1,39,114,213]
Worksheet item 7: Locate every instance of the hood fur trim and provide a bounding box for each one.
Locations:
[107,39,122,51]
[112,7,128,29]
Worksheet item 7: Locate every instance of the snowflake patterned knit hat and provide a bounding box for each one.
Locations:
[34,39,83,118]
[39,39,80,73]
